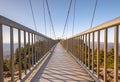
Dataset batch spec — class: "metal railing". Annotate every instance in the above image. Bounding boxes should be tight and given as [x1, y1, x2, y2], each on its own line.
[61, 17, 120, 82]
[0, 15, 56, 82]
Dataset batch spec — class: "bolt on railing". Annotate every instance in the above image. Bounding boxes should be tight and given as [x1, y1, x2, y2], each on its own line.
[61, 17, 120, 82]
[0, 15, 56, 82]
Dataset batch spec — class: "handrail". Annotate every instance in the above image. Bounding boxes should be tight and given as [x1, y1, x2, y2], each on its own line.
[0, 15, 57, 82]
[0, 15, 51, 40]
[69, 17, 120, 39]
[61, 17, 120, 82]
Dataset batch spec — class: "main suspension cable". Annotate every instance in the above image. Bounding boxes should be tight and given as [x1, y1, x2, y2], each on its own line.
[29, 0, 37, 31]
[46, 0, 56, 39]
[62, 0, 73, 38]
[43, 0, 47, 35]
[72, 0, 76, 36]
[90, 0, 98, 29]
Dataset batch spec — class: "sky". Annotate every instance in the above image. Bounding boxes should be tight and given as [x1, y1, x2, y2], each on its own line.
[0, 0, 120, 42]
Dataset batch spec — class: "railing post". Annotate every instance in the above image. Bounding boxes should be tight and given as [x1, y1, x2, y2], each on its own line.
[28, 32, 30, 69]
[97, 30, 100, 78]
[36, 35, 38, 62]
[0, 24, 3, 82]
[88, 33, 90, 69]
[80, 36, 82, 62]
[85, 34, 87, 66]
[68, 38, 69, 51]
[72, 38, 73, 54]
[10, 27, 14, 82]
[81, 36, 83, 62]
[73, 38, 74, 55]
[114, 25, 118, 82]
[34, 34, 36, 64]
[83, 35, 84, 64]
[92, 32, 94, 73]
[104, 28, 107, 82]
[38, 40, 40, 60]
[47, 39, 50, 50]
[24, 31, 27, 74]
[31, 33, 34, 66]
[18, 29, 21, 79]
[78, 36, 80, 60]
[76, 37, 78, 57]
[70, 39, 72, 52]
[37, 39, 39, 60]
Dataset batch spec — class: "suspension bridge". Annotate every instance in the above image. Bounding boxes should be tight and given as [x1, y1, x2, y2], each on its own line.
[0, 0, 120, 82]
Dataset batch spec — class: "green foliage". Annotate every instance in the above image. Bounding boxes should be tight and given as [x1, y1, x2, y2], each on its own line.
[107, 48, 114, 69]
[3, 40, 55, 78]
[3, 41, 47, 72]
[66, 38, 118, 69]
[3, 59, 10, 71]
[100, 49, 104, 66]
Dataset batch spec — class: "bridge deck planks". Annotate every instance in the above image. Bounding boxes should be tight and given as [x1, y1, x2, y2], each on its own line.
[31, 43, 94, 82]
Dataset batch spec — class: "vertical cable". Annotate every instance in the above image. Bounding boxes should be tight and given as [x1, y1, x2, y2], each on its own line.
[62, 0, 73, 38]
[46, 0, 56, 39]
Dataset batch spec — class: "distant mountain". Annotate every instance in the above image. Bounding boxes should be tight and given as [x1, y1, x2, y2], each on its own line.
[2, 42, 119, 60]
[90, 42, 114, 51]
[3, 43, 24, 60]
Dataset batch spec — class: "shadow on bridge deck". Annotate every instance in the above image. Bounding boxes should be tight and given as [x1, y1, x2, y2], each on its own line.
[28, 43, 94, 82]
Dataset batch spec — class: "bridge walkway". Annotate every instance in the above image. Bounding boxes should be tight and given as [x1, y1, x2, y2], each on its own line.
[30, 43, 94, 82]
